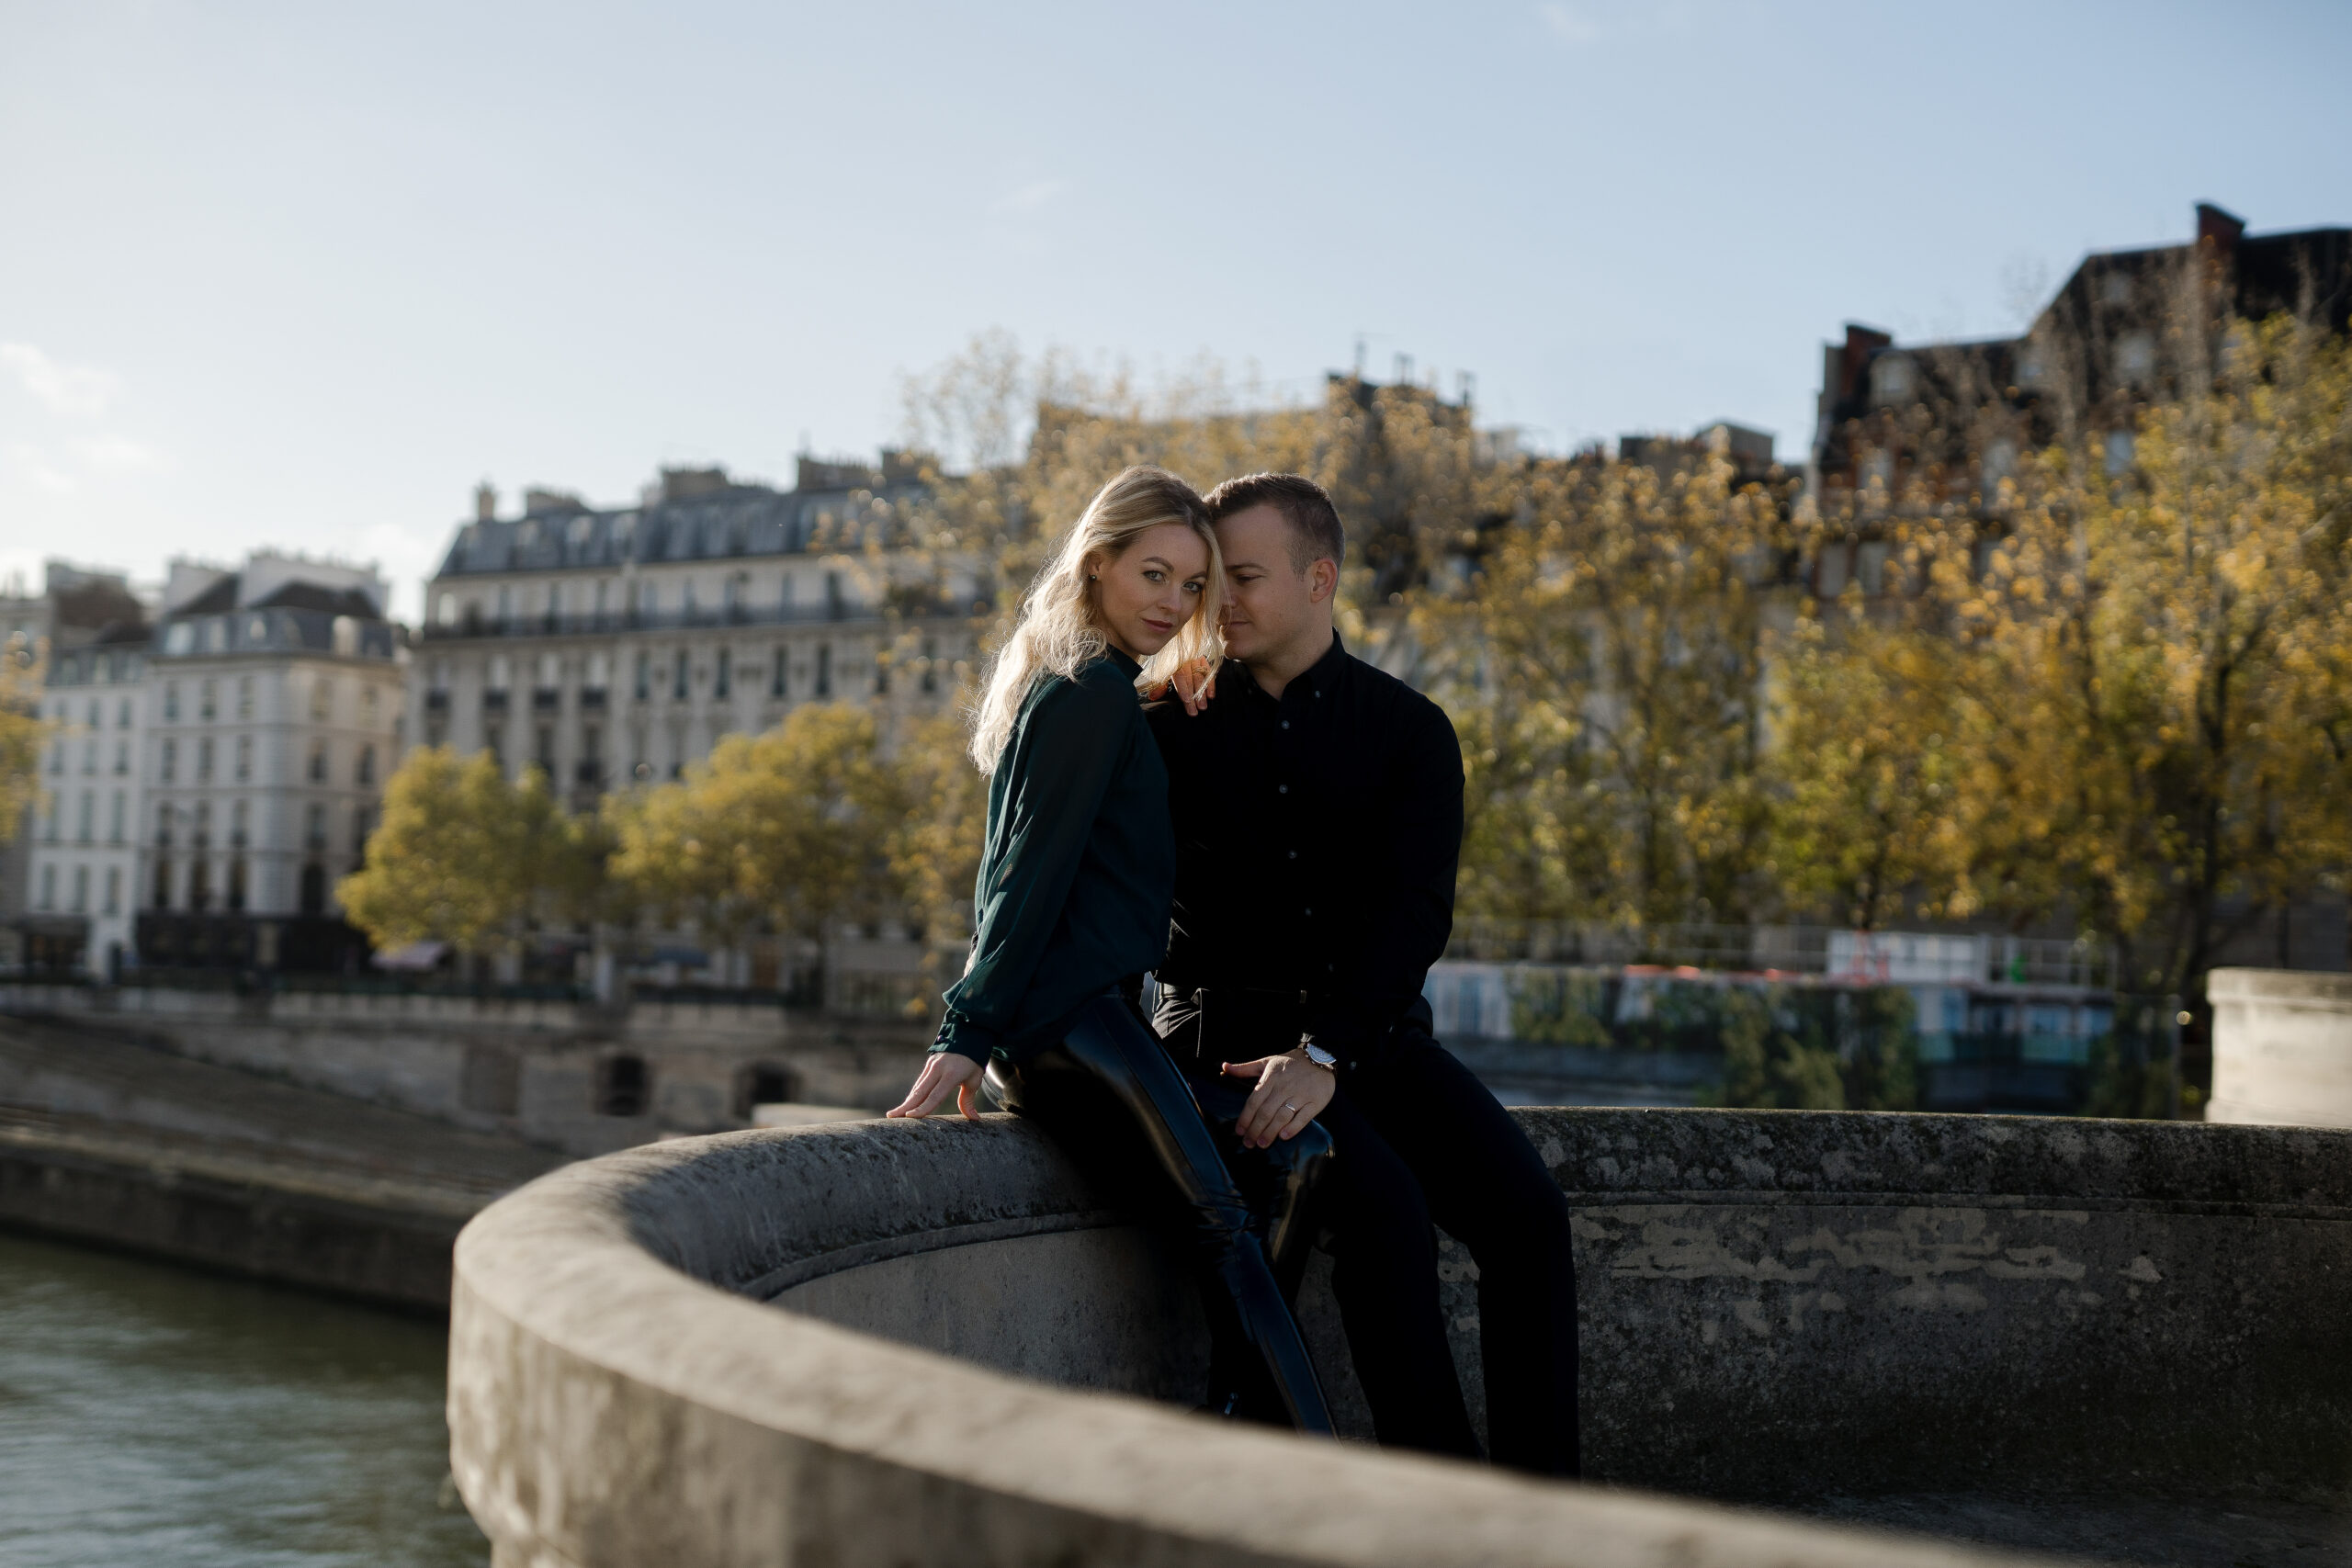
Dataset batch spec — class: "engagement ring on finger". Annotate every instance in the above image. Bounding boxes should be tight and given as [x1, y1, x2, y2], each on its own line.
[1283, 1101, 1298, 1111]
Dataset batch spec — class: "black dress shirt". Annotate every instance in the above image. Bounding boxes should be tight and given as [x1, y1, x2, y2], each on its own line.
[1148, 631, 1464, 1075]
[932, 649, 1173, 1065]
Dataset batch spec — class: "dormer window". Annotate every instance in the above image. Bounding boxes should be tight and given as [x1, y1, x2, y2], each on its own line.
[1870, 354, 1915, 404]
[2099, 270, 2133, 308]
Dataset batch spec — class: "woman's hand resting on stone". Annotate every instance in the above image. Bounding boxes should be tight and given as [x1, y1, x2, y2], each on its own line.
[1221, 1049, 1336, 1148]
[888, 1053, 986, 1122]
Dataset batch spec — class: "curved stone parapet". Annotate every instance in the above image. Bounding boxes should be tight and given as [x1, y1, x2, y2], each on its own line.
[449, 1109, 2352, 1566]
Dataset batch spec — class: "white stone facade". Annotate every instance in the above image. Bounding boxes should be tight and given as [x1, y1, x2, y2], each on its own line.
[409, 465, 981, 804]
[26, 640, 150, 970]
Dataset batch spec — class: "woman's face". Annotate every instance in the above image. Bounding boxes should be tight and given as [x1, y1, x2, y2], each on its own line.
[1092, 522, 1211, 660]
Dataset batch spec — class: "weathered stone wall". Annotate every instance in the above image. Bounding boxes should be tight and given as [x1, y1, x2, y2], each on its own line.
[2211, 966, 2352, 1129]
[451, 1108, 2352, 1566]
[0, 1113, 468, 1309]
[0, 1014, 561, 1308]
[0, 982, 928, 1156]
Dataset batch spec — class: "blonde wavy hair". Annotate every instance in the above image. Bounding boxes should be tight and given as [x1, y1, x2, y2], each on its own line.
[968, 465, 1224, 773]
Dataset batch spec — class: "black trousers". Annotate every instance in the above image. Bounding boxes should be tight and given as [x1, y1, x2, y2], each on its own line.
[983, 991, 1335, 1434]
[1315, 1032, 1581, 1476]
[1160, 1001, 1582, 1478]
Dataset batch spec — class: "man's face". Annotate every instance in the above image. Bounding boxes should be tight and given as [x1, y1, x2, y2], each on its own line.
[1214, 503, 1320, 662]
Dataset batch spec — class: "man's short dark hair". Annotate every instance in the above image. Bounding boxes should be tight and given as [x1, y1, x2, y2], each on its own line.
[1203, 472, 1345, 574]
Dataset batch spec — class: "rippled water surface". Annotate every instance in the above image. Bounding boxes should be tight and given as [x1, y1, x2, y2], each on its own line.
[0, 1231, 486, 1567]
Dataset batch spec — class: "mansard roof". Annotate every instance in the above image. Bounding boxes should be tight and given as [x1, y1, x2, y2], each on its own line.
[435, 472, 926, 581]
[248, 581, 382, 617]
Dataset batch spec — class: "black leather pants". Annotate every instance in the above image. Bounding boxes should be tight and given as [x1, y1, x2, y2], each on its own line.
[985, 991, 1335, 1435]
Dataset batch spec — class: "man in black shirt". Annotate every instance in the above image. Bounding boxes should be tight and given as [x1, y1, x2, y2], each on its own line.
[1149, 472, 1580, 1477]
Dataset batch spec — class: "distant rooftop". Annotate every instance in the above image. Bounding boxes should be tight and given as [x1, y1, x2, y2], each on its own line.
[437, 456, 926, 581]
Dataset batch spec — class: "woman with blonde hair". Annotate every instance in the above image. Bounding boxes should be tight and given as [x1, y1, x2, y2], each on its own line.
[888, 464, 1335, 1435]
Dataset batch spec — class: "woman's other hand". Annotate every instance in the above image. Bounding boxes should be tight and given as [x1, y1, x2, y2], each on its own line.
[1148, 656, 1219, 716]
[889, 1052, 986, 1121]
[1222, 1050, 1335, 1148]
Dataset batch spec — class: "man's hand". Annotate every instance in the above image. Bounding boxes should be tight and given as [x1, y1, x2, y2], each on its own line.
[1222, 1049, 1335, 1148]
[888, 1052, 985, 1122]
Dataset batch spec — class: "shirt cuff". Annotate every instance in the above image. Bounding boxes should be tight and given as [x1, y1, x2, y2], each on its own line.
[931, 1010, 1001, 1066]
[1306, 993, 1425, 1075]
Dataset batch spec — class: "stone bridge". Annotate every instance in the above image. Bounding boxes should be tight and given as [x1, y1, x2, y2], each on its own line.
[448, 1108, 2352, 1565]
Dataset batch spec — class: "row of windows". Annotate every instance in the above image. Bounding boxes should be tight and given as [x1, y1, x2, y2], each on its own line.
[44, 650, 143, 686]
[151, 798, 372, 856]
[157, 673, 387, 725]
[155, 736, 377, 786]
[1869, 330, 2156, 408]
[33, 862, 122, 916]
[48, 695, 137, 728]
[39, 789, 130, 845]
[1849, 423, 2136, 502]
[48, 736, 132, 776]
[436, 568, 857, 627]
[148, 855, 339, 916]
[434, 638, 948, 705]
[33, 841, 356, 918]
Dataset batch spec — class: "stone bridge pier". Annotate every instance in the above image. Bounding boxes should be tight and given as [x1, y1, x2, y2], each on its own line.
[448, 1109, 2352, 1566]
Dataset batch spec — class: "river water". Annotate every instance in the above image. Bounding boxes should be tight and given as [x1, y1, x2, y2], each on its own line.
[0, 1230, 486, 1567]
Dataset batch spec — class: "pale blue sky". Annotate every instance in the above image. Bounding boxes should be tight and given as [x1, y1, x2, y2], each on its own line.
[5, 0, 2347, 620]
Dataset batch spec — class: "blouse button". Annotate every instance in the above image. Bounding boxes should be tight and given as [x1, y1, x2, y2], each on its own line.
[1277, 784, 1288, 795]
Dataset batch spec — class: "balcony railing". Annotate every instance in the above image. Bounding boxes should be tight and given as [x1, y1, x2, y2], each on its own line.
[418, 595, 987, 643]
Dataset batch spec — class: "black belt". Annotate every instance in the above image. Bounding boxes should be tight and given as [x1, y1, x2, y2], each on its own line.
[1159, 981, 1313, 1010]
[1155, 981, 1315, 1068]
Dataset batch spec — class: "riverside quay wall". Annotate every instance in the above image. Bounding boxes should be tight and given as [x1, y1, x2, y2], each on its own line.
[450, 1107, 2352, 1567]
[0, 1014, 560, 1309]
[0, 982, 929, 1157]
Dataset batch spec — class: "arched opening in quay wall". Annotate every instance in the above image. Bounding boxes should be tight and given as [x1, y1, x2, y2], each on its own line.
[448, 1109, 2352, 1567]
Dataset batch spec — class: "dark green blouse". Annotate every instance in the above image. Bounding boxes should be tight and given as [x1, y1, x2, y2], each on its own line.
[931, 649, 1173, 1065]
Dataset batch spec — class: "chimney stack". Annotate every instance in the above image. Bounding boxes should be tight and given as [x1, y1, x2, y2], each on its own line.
[2196, 203, 2245, 255]
[475, 481, 497, 523]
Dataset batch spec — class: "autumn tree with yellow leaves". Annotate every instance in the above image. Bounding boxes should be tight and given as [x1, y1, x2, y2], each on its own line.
[339, 747, 605, 956]
[0, 636, 46, 853]
[1773, 316, 2352, 1016]
[1413, 450, 1799, 936]
[604, 705, 903, 954]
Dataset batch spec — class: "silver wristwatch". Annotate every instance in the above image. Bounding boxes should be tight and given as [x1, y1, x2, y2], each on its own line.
[1297, 1040, 1338, 1071]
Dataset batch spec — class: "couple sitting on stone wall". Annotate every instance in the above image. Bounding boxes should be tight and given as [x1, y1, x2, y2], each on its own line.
[888, 467, 1579, 1477]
